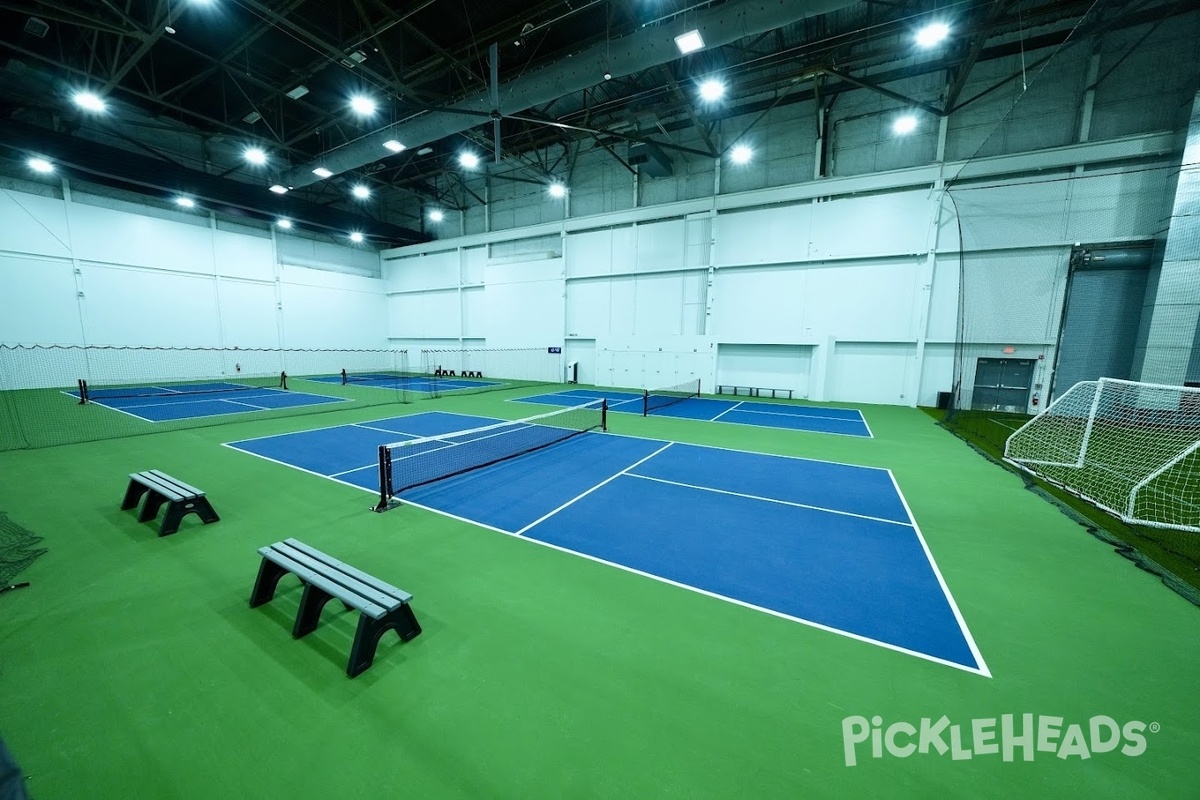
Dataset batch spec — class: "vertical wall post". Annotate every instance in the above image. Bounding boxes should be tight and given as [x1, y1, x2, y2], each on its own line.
[911, 115, 950, 408]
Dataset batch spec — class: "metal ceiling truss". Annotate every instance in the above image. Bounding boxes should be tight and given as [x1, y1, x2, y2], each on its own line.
[1, 0, 1191, 235]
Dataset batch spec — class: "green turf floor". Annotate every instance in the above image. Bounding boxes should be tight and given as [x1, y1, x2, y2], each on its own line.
[2, 386, 1198, 798]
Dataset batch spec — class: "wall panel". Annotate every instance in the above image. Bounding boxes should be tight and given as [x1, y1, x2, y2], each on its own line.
[0, 254, 83, 344]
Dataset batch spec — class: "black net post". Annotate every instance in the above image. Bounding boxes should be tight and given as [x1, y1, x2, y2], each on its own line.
[77, 379, 88, 405]
[642, 390, 650, 417]
[374, 444, 395, 512]
[602, 399, 608, 431]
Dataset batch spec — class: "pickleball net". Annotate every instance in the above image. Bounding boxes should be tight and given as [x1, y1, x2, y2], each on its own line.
[643, 378, 701, 416]
[79, 374, 286, 402]
[340, 368, 419, 385]
[375, 399, 607, 511]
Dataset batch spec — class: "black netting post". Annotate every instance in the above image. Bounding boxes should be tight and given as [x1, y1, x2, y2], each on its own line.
[77, 379, 88, 404]
[373, 444, 395, 512]
[602, 399, 608, 432]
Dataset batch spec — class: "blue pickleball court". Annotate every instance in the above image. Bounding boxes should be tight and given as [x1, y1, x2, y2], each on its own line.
[226, 410, 985, 675]
[514, 387, 873, 437]
[303, 373, 502, 394]
[67, 381, 347, 422]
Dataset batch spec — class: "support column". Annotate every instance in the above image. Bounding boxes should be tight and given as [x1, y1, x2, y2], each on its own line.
[1133, 90, 1200, 385]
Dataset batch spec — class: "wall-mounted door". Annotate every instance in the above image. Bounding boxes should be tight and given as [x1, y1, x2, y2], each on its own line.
[972, 358, 1034, 412]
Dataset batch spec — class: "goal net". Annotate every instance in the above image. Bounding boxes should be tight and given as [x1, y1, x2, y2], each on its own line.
[1004, 378, 1200, 533]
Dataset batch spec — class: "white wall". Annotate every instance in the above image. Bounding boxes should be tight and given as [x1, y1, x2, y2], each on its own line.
[379, 15, 1200, 407]
[382, 141, 1177, 407]
[0, 184, 386, 356]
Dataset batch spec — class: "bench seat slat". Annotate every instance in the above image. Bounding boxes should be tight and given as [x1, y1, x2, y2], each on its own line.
[259, 544, 409, 617]
[257, 548, 390, 620]
[270, 544, 404, 611]
[147, 469, 204, 497]
[130, 473, 188, 502]
[283, 538, 412, 603]
[129, 471, 196, 502]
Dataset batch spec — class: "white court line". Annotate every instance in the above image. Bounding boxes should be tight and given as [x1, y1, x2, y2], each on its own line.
[329, 421, 541, 478]
[708, 413, 873, 439]
[513, 531, 990, 677]
[859, 411, 874, 438]
[106, 392, 349, 423]
[525, 392, 873, 439]
[225, 410, 886, 474]
[730, 406, 862, 422]
[708, 400, 744, 422]
[330, 462, 379, 479]
[227, 410, 503, 446]
[351, 422, 420, 436]
[387, 422, 538, 465]
[886, 470, 991, 678]
[624, 473, 911, 527]
[224, 399, 270, 410]
[219, 442, 515, 537]
[514, 442, 674, 536]
[116, 396, 264, 412]
[83, 397, 156, 423]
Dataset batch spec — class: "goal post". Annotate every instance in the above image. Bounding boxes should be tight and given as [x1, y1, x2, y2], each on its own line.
[1004, 378, 1200, 533]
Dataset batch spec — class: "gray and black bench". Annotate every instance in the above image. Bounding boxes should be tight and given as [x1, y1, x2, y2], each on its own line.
[120, 470, 220, 536]
[716, 384, 795, 400]
[249, 539, 421, 678]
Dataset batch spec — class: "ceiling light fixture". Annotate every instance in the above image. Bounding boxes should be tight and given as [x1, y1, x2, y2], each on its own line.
[382, 139, 406, 153]
[175, 197, 196, 209]
[699, 78, 726, 102]
[458, 152, 480, 169]
[285, 85, 309, 100]
[916, 22, 950, 48]
[675, 30, 705, 55]
[276, 219, 292, 229]
[352, 185, 371, 200]
[349, 95, 377, 116]
[72, 90, 106, 113]
[428, 209, 445, 222]
[268, 184, 288, 194]
[349, 231, 364, 243]
[730, 144, 753, 164]
[244, 147, 267, 165]
[893, 114, 919, 135]
[27, 157, 54, 174]
[312, 167, 333, 179]
[548, 183, 566, 199]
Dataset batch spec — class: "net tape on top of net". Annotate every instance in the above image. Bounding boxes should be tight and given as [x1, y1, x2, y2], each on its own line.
[377, 399, 607, 507]
[644, 378, 701, 416]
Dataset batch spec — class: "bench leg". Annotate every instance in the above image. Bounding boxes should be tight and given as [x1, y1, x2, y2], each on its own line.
[346, 604, 422, 679]
[292, 583, 335, 639]
[158, 497, 220, 536]
[138, 490, 167, 522]
[249, 558, 290, 608]
[121, 480, 150, 511]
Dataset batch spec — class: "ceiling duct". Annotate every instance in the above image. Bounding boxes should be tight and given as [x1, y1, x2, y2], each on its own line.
[281, 0, 860, 189]
[628, 142, 673, 178]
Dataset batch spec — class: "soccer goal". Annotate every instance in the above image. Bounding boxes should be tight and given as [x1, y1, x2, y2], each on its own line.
[1004, 378, 1200, 533]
